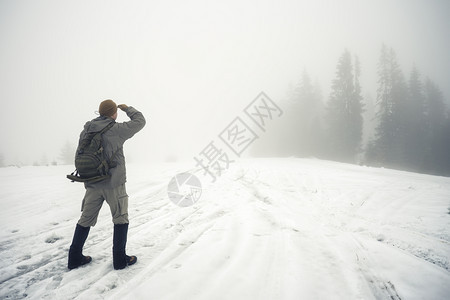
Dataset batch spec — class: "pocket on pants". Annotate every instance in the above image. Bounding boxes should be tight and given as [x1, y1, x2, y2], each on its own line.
[81, 197, 86, 212]
[117, 185, 128, 215]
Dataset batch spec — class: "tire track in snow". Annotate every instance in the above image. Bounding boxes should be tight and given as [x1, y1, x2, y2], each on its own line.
[109, 216, 223, 299]
[232, 167, 387, 299]
[350, 234, 402, 300]
[2, 160, 449, 299]
[0, 218, 83, 299]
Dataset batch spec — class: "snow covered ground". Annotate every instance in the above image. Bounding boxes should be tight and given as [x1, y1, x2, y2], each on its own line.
[0, 158, 449, 300]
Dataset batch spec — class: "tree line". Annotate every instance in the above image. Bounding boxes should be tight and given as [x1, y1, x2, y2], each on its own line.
[252, 45, 450, 176]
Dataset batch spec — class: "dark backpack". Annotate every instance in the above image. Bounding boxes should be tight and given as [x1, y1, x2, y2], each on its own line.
[67, 122, 117, 183]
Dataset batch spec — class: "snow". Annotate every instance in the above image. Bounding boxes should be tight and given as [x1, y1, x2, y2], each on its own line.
[0, 158, 449, 299]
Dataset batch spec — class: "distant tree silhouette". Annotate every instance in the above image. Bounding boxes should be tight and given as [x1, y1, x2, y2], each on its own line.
[250, 44, 450, 176]
[325, 50, 364, 162]
[59, 141, 75, 165]
[290, 71, 324, 157]
[367, 45, 408, 168]
[251, 70, 324, 158]
[423, 78, 449, 174]
[402, 66, 427, 170]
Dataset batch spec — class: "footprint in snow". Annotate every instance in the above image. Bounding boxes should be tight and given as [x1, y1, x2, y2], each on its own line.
[20, 254, 32, 261]
[376, 234, 385, 242]
[45, 234, 63, 244]
[179, 241, 195, 246]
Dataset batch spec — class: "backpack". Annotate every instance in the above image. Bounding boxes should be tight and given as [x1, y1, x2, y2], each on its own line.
[67, 121, 117, 183]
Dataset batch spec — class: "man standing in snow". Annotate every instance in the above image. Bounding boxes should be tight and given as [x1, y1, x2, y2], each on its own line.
[68, 100, 146, 270]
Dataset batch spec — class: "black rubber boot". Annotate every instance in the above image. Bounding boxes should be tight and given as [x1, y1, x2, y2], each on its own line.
[113, 223, 137, 270]
[68, 224, 92, 270]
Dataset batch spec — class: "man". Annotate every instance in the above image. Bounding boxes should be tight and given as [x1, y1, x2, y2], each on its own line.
[68, 99, 146, 270]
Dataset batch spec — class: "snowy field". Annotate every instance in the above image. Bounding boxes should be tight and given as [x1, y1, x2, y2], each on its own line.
[0, 158, 449, 300]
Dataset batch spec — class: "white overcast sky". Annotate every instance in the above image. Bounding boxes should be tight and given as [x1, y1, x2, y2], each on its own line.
[0, 0, 449, 164]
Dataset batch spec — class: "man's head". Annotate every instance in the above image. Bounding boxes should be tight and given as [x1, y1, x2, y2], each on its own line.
[99, 99, 118, 120]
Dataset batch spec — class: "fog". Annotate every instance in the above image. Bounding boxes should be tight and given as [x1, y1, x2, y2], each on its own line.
[1, 0, 449, 167]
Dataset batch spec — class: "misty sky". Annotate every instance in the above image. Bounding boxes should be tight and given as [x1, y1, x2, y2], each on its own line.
[1, 0, 449, 165]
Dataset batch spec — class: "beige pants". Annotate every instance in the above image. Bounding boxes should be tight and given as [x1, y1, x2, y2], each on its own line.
[78, 184, 129, 227]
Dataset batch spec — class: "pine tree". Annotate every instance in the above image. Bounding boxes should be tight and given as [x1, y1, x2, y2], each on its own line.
[424, 79, 446, 135]
[59, 141, 75, 165]
[250, 84, 294, 157]
[438, 115, 450, 175]
[362, 92, 376, 145]
[369, 45, 408, 168]
[325, 50, 364, 162]
[290, 71, 313, 156]
[423, 78, 448, 173]
[292, 70, 323, 156]
[251, 71, 324, 158]
[310, 79, 326, 156]
[390, 48, 409, 167]
[40, 154, 49, 167]
[352, 55, 365, 157]
[404, 66, 427, 170]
